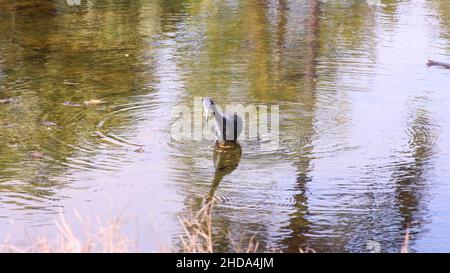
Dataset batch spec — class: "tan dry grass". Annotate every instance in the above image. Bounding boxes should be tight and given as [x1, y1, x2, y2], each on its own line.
[178, 198, 260, 253]
[179, 199, 214, 253]
[0, 211, 132, 253]
[0, 198, 411, 253]
[401, 229, 410, 253]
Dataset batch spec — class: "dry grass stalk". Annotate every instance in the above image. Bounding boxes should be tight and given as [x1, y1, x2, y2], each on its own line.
[401, 229, 410, 253]
[179, 199, 214, 253]
[245, 235, 260, 253]
[299, 247, 316, 253]
[179, 198, 264, 253]
[230, 234, 260, 253]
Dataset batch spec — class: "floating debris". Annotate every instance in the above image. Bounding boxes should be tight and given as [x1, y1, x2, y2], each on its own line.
[7, 143, 19, 149]
[134, 147, 145, 153]
[427, 60, 450, 69]
[2, 123, 14, 128]
[84, 99, 105, 105]
[63, 80, 80, 86]
[40, 121, 57, 127]
[0, 98, 13, 104]
[30, 151, 44, 159]
[63, 101, 81, 107]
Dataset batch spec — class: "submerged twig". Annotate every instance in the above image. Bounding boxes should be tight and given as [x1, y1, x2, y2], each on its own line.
[427, 60, 450, 69]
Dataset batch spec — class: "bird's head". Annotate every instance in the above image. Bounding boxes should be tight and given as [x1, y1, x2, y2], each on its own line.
[202, 97, 216, 122]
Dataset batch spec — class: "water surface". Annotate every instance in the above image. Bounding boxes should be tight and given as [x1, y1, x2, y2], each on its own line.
[0, 0, 450, 252]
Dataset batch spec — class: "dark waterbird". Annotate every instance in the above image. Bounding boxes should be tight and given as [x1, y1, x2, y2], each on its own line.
[202, 97, 243, 144]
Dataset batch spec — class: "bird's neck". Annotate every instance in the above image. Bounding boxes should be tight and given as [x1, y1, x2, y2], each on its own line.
[211, 106, 224, 123]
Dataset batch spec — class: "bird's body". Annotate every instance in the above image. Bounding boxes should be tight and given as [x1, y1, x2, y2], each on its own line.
[203, 97, 243, 143]
[212, 111, 243, 142]
[202, 98, 243, 201]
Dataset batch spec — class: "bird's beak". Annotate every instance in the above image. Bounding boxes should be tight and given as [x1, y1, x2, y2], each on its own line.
[205, 109, 209, 122]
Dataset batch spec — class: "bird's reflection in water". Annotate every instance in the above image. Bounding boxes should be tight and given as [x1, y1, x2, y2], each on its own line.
[206, 142, 242, 202]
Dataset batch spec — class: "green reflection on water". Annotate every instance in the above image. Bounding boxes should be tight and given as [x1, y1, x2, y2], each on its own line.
[0, 0, 449, 252]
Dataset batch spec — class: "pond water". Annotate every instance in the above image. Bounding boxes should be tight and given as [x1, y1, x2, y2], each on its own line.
[0, 0, 449, 252]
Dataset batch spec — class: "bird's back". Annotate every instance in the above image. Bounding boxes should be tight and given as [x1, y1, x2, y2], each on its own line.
[220, 112, 243, 141]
